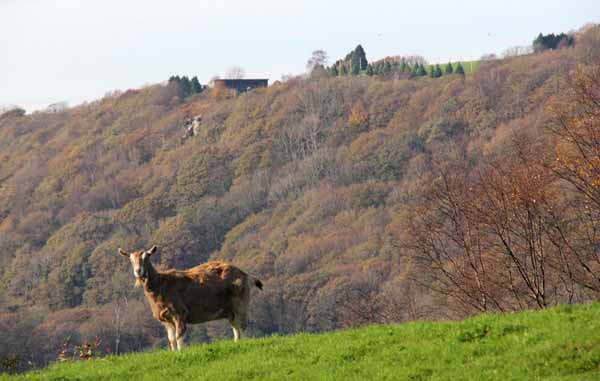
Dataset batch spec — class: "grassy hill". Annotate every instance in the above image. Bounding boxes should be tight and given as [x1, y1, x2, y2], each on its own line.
[0, 26, 599, 371]
[3, 303, 600, 381]
[427, 59, 481, 74]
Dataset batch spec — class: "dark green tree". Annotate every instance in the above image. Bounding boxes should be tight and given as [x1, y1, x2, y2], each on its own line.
[351, 53, 361, 75]
[180, 76, 192, 96]
[410, 65, 418, 78]
[399, 59, 408, 73]
[191, 76, 203, 94]
[533, 32, 574, 52]
[444, 62, 454, 75]
[455, 62, 465, 76]
[434, 64, 443, 78]
[366, 64, 374, 76]
[417, 64, 427, 77]
[383, 61, 392, 76]
[354, 44, 368, 71]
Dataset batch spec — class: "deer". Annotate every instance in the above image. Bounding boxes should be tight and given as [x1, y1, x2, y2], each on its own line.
[118, 245, 263, 351]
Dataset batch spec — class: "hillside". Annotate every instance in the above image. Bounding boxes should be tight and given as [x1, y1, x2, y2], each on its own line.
[0, 25, 599, 372]
[3, 303, 600, 380]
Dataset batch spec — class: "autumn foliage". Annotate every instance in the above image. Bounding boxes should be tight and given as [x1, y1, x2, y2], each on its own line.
[0, 25, 599, 372]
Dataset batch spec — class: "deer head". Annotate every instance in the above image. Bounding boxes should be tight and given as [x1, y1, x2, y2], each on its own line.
[118, 246, 157, 286]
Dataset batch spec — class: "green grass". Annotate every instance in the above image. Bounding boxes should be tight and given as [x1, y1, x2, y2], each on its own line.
[428, 60, 481, 74]
[3, 303, 600, 381]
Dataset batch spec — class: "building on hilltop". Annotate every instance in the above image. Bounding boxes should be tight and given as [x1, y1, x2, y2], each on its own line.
[211, 79, 268, 94]
[45, 102, 68, 113]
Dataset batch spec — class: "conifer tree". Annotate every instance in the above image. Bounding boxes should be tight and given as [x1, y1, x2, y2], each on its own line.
[191, 76, 203, 94]
[383, 61, 392, 75]
[445, 62, 453, 75]
[410, 65, 418, 78]
[455, 62, 465, 76]
[434, 64, 443, 78]
[354, 44, 368, 71]
[351, 58, 361, 75]
[180, 76, 192, 96]
[400, 59, 408, 73]
[417, 64, 427, 77]
[366, 64, 374, 76]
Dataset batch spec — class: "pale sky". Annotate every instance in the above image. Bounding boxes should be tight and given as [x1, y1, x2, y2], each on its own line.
[1, 0, 598, 112]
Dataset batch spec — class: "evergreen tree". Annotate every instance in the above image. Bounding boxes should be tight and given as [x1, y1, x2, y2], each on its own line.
[434, 64, 443, 78]
[533, 32, 574, 52]
[383, 61, 392, 76]
[354, 44, 368, 71]
[351, 55, 361, 75]
[445, 62, 454, 75]
[455, 62, 465, 76]
[429, 65, 436, 78]
[179, 76, 192, 96]
[366, 64, 374, 76]
[399, 59, 408, 73]
[417, 64, 427, 77]
[533, 33, 545, 52]
[190, 76, 203, 94]
[410, 65, 418, 78]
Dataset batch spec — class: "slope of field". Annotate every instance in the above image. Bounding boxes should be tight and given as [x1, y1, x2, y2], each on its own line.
[1, 26, 599, 371]
[427, 59, 481, 74]
[3, 303, 599, 381]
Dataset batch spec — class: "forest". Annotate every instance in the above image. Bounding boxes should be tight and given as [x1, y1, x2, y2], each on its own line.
[0, 25, 598, 372]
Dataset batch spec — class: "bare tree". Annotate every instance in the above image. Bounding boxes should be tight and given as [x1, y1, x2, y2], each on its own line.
[306, 50, 328, 72]
[546, 63, 600, 293]
[406, 137, 588, 316]
[502, 45, 533, 58]
[402, 55, 428, 66]
[225, 66, 245, 79]
[480, 53, 498, 61]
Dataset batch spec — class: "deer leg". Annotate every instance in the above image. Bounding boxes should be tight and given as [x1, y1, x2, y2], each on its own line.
[229, 309, 247, 342]
[232, 325, 241, 342]
[164, 323, 176, 351]
[174, 318, 187, 351]
[170, 296, 189, 351]
[229, 316, 241, 342]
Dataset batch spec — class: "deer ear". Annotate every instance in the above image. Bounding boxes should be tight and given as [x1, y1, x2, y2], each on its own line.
[147, 245, 157, 256]
[118, 248, 129, 257]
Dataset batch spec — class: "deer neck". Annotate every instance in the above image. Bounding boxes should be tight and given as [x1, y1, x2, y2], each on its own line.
[143, 262, 160, 292]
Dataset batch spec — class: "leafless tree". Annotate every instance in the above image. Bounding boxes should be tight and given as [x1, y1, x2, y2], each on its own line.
[306, 50, 328, 72]
[402, 55, 428, 66]
[502, 45, 533, 58]
[225, 66, 245, 79]
[480, 53, 498, 61]
[406, 137, 589, 315]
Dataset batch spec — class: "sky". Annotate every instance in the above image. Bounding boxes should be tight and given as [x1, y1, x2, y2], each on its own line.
[1, 0, 598, 112]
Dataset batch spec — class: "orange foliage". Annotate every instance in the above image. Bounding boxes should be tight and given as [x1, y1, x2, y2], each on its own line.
[348, 100, 369, 128]
[1, 33, 600, 370]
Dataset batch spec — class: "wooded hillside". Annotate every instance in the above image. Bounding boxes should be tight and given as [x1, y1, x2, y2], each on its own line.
[1, 25, 599, 372]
